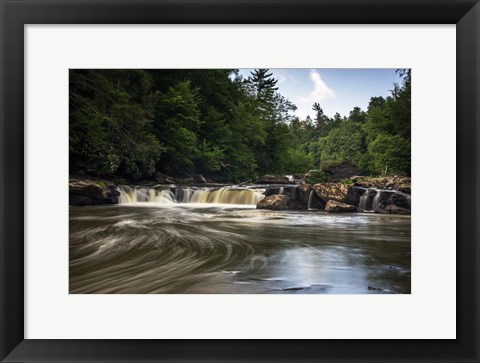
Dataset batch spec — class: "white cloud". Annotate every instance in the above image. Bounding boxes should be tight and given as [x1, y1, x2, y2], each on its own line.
[271, 69, 294, 85]
[298, 69, 334, 103]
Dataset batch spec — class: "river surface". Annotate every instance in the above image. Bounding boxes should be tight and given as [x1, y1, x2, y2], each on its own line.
[70, 202, 411, 294]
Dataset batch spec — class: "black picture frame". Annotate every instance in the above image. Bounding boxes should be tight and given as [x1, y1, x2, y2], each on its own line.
[1, 0, 479, 362]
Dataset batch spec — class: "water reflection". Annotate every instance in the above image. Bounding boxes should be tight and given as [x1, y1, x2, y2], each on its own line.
[69, 204, 411, 294]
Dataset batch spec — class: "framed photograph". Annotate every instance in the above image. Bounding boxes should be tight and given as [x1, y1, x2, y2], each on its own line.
[1, 0, 478, 362]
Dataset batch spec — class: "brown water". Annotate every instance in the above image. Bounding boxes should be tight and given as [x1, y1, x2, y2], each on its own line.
[69, 203, 411, 294]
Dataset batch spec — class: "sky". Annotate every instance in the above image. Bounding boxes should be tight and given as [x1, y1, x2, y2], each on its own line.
[237, 68, 402, 120]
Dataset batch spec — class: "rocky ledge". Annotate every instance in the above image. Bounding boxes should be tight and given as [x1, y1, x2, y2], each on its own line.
[69, 179, 120, 206]
[325, 200, 357, 213]
[257, 181, 411, 215]
[257, 195, 302, 210]
[351, 175, 411, 194]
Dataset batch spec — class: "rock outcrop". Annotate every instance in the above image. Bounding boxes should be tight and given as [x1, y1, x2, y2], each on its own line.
[325, 200, 357, 213]
[352, 176, 411, 194]
[154, 171, 176, 184]
[69, 179, 119, 206]
[257, 195, 301, 210]
[312, 183, 361, 205]
[193, 174, 207, 184]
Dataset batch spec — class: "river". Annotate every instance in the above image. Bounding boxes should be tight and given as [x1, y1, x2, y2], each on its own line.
[70, 188, 411, 294]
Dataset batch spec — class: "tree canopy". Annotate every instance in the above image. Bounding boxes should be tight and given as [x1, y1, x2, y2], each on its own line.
[69, 68, 411, 181]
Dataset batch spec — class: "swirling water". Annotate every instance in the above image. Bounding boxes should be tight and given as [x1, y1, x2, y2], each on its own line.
[70, 203, 411, 294]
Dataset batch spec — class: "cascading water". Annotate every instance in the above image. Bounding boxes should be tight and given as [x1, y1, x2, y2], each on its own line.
[118, 186, 265, 206]
[372, 191, 384, 212]
[118, 186, 176, 204]
[307, 190, 315, 210]
[359, 189, 371, 211]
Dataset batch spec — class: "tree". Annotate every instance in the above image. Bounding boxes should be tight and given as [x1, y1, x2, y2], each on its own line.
[69, 69, 163, 179]
[349, 106, 366, 123]
[154, 81, 201, 176]
[318, 121, 366, 167]
[367, 134, 410, 175]
[312, 102, 331, 137]
[249, 68, 278, 105]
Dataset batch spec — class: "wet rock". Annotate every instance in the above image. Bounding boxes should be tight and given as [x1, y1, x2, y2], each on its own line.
[256, 195, 301, 210]
[325, 200, 357, 213]
[193, 174, 207, 183]
[313, 183, 359, 205]
[296, 183, 325, 209]
[69, 179, 119, 206]
[297, 183, 311, 194]
[256, 175, 290, 184]
[69, 179, 105, 199]
[264, 187, 284, 197]
[386, 193, 410, 209]
[296, 183, 311, 204]
[384, 204, 411, 215]
[154, 171, 175, 184]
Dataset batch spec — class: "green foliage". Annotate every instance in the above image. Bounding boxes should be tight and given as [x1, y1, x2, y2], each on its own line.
[69, 70, 164, 179]
[69, 68, 411, 181]
[339, 179, 354, 185]
[281, 148, 314, 174]
[318, 121, 366, 166]
[366, 134, 411, 175]
[320, 160, 343, 171]
[96, 180, 108, 188]
[307, 170, 330, 184]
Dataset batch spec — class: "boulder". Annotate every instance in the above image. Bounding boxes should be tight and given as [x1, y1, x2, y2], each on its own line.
[384, 204, 411, 215]
[193, 174, 207, 184]
[297, 183, 311, 194]
[312, 183, 360, 205]
[69, 179, 105, 200]
[256, 175, 289, 184]
[325, 200, 357, 213]
[296, 183, 324, 209]
[386, 193, 410, 209]
[257, 195, 300, 210]
[154, 171, 175, 184]
[69, 179, 120, 206]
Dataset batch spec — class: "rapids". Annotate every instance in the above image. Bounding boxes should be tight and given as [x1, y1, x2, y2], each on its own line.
[70, 200, 411, 294]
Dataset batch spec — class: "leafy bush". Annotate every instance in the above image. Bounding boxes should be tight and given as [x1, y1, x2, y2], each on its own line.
[307, 170, 330, 184]
[339, 178, 353, 185]
[367, 134, 411, 175]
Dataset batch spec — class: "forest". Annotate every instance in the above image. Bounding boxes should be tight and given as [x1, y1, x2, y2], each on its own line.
[69, 68, 411, 183]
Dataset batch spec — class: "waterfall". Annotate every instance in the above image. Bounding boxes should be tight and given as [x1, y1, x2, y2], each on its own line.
[372, 191, 384, 212]
[188, 187, 264, 205]
[118, 186, 264, 205]
[118, 186, 175, 204]
[307, 190, 315, 210]
[278, 187, 284, 195]
[359, 189, 370, 211]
